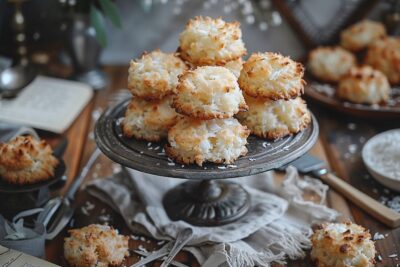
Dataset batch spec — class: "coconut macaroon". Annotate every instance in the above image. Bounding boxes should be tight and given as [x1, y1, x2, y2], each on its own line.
[185, 57, 243, 78]
[341, 20, 386, 52]
[121, 96, 180, 142]
[308, 46, 356, 83]
[222, 57, 243, 78]
[64, 224, 129, 267]
[238, 52, 305, 100]
[237, 95, 311, 140]
[365, 37, 400, 85]
[337, 66, 390, 104]
[166, 117, 249, 166]
[179, 16, 246, 66]
[173, 66, 247, 119]
[0, 136, 59, 185]
[311, 222, 376, 267]
[128, 50, 188, 100]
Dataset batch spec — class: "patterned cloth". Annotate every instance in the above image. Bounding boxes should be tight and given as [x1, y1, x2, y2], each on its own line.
[87, 166, 338, 267]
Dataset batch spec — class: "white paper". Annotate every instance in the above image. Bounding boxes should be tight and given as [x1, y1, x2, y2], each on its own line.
[0, 76, 93, 133]
[0, 245, 59, 267]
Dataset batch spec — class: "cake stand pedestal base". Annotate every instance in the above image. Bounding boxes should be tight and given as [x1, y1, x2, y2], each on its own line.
[163, 180, 250, 226]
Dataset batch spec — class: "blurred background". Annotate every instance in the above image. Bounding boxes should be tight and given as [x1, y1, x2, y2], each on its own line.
[0, 0, 398, 91]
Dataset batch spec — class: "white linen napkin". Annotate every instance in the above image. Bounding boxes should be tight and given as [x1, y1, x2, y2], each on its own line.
[86, 166, 338, 266]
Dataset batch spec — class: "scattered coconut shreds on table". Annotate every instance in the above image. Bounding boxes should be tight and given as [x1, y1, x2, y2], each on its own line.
[389, 254, 398, 258]
[373, 232, 385, 240]
[227, 164, 237, 168]
[168, 162, 175, 166]
[384, 188, 390, 194]
[138, 245, 147, 252]
[348, 144, 357, 154]
[249, 158, 256, 161]
[81, 201, 95, 216]
[140, 236, 146, 241]
[154, 146, 160, 150]
[147, 142, 152, 147]
[218, 166, 226, 170]
[347, 123, 357, 130]
[387, 196, 400, 212]
[98, 214, 112, 223]
[130, 235, 139, 240]
[81, 207, 90, 216]
[157, 240, 166, 246]
[377, 255, 383, 262]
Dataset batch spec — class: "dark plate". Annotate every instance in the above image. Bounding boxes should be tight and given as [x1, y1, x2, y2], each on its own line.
[305, 80, 400, 119]
[0, 159, 66, 193]
[95, 99, 319, 179]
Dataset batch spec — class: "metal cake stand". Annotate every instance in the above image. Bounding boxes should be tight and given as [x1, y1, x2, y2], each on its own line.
[95, 99, 319, 226]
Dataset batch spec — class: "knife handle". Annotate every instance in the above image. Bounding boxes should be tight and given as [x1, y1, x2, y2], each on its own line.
[319, 172, 400, 228]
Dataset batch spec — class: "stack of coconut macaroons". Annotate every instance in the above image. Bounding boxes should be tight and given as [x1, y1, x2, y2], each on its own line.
[237, 52, 310, 140]
[122, 16, 311, 166]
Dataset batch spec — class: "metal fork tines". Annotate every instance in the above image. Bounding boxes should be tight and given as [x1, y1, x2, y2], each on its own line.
[130, 228, 193, 267]
[129, 242, 172, 267]
[132, 250, 189, 267]
[160, 228, 193, 267]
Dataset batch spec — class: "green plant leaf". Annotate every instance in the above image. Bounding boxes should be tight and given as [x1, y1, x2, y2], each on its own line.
[98, 0, 122, 28]
[90, 6, 107, 47]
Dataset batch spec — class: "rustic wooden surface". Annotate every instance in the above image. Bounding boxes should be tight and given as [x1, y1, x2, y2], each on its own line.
[38, 66, 400, 266]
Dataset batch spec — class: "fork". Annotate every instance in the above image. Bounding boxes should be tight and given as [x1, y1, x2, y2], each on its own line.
[132, 250, 189, 267]
[38, 89, 131, 239]
[160, 228, 193, 267]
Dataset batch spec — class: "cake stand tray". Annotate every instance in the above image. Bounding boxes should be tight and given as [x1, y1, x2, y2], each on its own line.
[94, 99, 319, 226]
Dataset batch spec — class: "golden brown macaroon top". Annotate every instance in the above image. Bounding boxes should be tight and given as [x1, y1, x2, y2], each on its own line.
[308, 46, 356, 83]
[337, 66, 391, 104]
[365, 37, 400, 85]
[166, 117, 249, 166]
[173, 66, 247, 119]
[311, 222, 376, 267]
[239, 52, 305, 100]
[237, 95, 311, 140]
[121, 96, 181, 142]
[0, 135, 59, 185]
[128, 50, 188, 100]
[64, 224, 129, 267]
[341, 20, 386, 52]
[179, 16, 246, 66]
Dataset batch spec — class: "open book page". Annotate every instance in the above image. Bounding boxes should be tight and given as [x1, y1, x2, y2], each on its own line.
[0, 76, 93, 133]
[0, 245, 59, 267]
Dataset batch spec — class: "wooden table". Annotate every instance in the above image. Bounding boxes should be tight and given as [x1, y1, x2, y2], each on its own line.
[39, 66, 399, 266]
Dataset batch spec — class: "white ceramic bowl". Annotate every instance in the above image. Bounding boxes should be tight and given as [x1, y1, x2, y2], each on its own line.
[362, 129, 400, 192]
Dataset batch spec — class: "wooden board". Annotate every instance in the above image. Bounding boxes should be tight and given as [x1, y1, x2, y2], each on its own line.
[41, 66, 400, 266]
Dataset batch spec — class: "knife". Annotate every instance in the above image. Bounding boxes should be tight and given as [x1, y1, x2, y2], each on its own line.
[280, 154, 400, 228]
[44, 148, 102, 239]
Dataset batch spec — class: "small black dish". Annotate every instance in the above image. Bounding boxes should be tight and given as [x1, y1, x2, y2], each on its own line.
[0, 159, 66, 194]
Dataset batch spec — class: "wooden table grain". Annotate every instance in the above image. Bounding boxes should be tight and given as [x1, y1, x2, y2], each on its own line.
[41, 66, 399, 266]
